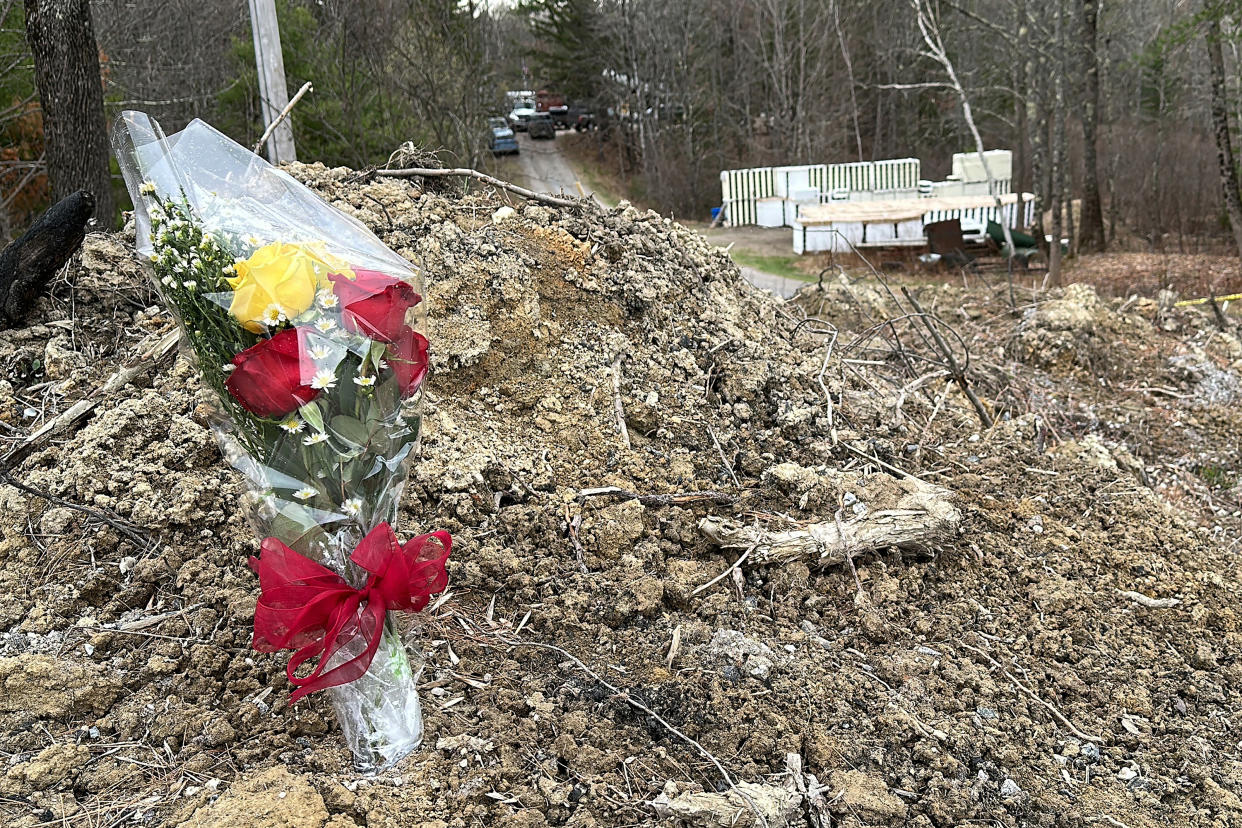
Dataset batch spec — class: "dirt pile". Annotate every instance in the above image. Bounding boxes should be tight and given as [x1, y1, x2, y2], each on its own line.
[1, 164, 1240, 828]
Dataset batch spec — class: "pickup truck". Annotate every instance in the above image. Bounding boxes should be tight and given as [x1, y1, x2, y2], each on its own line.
[488, 117, 518, 155]
[508, 98, 536, 131]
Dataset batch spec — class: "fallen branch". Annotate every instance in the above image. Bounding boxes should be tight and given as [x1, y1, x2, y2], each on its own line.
[578, 486, 739, 507]
[254, 81, 312, 156]
[0, 472, 154, 552]
[1117, 590, 1181, 610]
[610, 353, 631, 449]
[901, 287, 993, 428]
[377, 166, 584, 209]
[1, 328, 180, 472]
[699, 475, 959, 567]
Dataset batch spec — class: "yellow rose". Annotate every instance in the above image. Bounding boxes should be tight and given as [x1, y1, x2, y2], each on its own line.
[302, 241, 356, 281]
[227, 243, 335, 333]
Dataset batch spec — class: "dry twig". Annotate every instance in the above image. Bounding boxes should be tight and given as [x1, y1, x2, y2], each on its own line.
[452, 612, 744, 795]
[610, 353, 631, 449]
[253, 81, 312, 155]
[957, 642, 1103, 743]
[378, 166, 584, 209]
[1, 472, 154, 552]
[577, 486, 739, 507]
[706, 425, 741, 489]
[901, 287, 993, 428]
[1, 327, 180, 472]
[690, 543, 755, 597]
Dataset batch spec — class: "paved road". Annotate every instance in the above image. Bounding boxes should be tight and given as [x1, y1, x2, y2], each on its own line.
[514, 132, 584, 198]
[739, 266, 803, 299]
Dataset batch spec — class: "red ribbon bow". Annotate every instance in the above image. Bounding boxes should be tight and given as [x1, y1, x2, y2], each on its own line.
[249, 522, 451, 702]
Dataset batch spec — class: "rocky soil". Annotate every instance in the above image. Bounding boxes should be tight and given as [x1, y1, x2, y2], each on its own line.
[1, 164, 1241, 828]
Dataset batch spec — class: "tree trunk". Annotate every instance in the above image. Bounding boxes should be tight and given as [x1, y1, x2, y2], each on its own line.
[24, 0, 114, 229]
[1048, 0, 1065, 286]
[1206, 15, 1242, 261]
[1024, 1, 1047, 248]
[1014, 0, 1031, 198]
[1078, 0, 1105, 252]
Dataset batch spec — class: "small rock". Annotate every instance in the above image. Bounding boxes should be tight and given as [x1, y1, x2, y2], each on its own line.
[177, 767, 331, 828]
[43, 337, 85, 381]
[828, 770, 907, 821]
[652, 780, 801, 827]
[1000, 778, 1022, 798]
[0, 655, 122, 716]
[706, 630, 777, 680]
[11, 743, 89, 790]
[1190, 643, 1218, 670]
[202, 719, 236, 747]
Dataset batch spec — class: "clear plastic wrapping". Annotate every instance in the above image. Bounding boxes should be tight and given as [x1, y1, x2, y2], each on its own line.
[113, 112, 440, 772]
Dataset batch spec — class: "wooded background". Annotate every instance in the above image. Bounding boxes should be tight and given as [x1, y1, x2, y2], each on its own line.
[5, 0, 1242, 258]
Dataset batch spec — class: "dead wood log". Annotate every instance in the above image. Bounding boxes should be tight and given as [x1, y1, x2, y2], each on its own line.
[0, 190, 94, 328]
[699, 477, 960, 567]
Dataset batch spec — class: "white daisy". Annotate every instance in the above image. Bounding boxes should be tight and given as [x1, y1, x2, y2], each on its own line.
[149, 253, 159, 263]
[182, 280, 197, 290]
[316, 289, 339, 309]
[341, 498, 362, 517]
[353, 375, 376, 388]
[303, 431, 329, 446]
[308, 344, 333, 361]
[314, 318, 337, 333]
[139, 181, 157, 195]
[310, 369, 337, 390]
[222, 364, 235, 374]
[260, 304, 286, 327]
[293, 486, 318, 500]
[278, 417, 304, 433]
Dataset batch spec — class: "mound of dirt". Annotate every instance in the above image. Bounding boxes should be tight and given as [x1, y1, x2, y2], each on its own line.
[1, 164, 1241, 828]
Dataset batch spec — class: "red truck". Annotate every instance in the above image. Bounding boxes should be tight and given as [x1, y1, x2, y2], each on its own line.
[536, 89, 571, 129]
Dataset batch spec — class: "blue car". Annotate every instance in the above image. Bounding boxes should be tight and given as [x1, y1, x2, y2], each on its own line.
[488, 117, 519, 155]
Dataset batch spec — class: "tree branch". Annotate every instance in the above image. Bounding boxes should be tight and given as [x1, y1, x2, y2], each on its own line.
[376, 166, 588, 209]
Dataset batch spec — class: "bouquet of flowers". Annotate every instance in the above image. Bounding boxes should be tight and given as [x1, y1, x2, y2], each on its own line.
[113, 112, 450, 772]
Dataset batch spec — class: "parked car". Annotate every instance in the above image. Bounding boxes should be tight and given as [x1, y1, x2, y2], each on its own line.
[508, 98, 536, 131]
[527, 114, 556, 140]
[572, 110, 597, 132]
[487, 117, 518, 155]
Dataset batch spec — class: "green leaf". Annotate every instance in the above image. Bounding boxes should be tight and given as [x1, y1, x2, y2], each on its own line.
[329, 415, 372, 448]
[299, 402, 325, 433]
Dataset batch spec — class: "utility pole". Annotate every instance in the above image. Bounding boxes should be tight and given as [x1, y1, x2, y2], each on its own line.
[248, 0, 296, 164]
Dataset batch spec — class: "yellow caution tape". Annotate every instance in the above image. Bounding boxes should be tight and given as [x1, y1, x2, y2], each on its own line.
[1174, 292, 1242, 307]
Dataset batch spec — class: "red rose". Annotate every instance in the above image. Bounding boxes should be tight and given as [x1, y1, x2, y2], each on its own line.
[225, 327, 321, 418]
[388, 326, 429, 397]
[329, 269, 421, 343]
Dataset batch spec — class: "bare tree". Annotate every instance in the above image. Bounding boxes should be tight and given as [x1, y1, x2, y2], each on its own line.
[1205, 8, 1242, 260]
[1078, 0, 1105, 252]
[1048, 0, 1066, 284]
[913, 0, 1018, 264]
